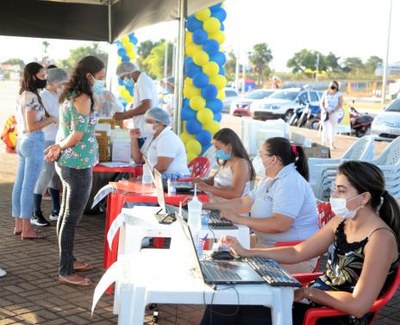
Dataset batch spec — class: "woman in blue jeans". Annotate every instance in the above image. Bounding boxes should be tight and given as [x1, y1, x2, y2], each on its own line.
[12, 62, 57, 239]
[45, 56, 105, 287]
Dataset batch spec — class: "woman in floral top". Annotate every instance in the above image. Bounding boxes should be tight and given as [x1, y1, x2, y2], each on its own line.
[45, 56, 105, 287]
[202, 161, 400, 325]
[12, 62, 57, 239]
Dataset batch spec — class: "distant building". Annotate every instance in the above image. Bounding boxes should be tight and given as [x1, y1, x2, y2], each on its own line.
[375, 64, 400, 77]
[0, 64, 21, 80]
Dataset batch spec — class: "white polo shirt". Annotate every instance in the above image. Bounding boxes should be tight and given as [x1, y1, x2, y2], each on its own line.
[131, 72, 159, 137]
[141, 127, 190, 176]
[40, 89, 59, 141]
[248, 163, 318, 245]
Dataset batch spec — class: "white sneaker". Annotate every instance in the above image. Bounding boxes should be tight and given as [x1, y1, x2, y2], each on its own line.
[49, 211, 59, 221]
[0, 267, 6, 277]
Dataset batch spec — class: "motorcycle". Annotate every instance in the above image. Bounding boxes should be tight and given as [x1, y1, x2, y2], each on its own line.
[349, 102, 374, 137]
[289, 100, 321, 129]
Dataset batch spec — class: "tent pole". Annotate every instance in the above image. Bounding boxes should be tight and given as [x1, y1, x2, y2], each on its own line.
[107, 0, 112, 43]
[173, 0, 187, 135]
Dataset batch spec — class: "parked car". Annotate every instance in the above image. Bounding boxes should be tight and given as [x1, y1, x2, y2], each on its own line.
[230, 89, 275, 117]
[222, 87, 240, 113]
[250, 87, 322, 122]
[371, 98, 400, 141]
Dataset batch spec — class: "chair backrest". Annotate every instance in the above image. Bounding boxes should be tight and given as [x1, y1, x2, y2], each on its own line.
[317, 202, 335, 228]
[373, 136, 400, 166]
[302, 266, 400, 325]
[342, 135, 375, 161]
[188, 157, 210, 178]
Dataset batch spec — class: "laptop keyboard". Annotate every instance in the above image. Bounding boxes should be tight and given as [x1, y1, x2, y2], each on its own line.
[246, 256, 301, 287]
[201, 260, 242, 281]
[208, 210, 238, 229]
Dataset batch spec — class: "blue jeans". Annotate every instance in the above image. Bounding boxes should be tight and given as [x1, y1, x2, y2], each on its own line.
[12, 132, 44, 219]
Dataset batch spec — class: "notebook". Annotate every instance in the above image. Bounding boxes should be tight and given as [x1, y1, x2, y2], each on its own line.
[175, 214, 265, 285]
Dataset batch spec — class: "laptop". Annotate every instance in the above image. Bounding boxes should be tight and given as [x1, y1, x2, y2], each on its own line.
[175, 214, 265, 285]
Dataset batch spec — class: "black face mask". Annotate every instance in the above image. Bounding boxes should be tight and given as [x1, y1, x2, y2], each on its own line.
[35, 79, 47, 89]
[330, 85, 337, 90]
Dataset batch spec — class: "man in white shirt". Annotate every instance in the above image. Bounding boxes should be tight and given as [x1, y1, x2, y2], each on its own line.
[113, 62, 159, 148]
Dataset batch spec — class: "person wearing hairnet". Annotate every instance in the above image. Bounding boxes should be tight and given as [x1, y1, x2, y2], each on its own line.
[113, 62, 159, 148]
[130, 107, 190, 176]
[32, 67, 69, 227]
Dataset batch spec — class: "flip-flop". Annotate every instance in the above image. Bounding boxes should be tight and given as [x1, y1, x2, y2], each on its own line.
[73, 262, 94, 272]
[21, 230, 47, 240]
[58, 275, 92, 287]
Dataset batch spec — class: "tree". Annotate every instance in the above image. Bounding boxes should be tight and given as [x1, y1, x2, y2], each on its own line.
[224, 50, 237, 81]
[325, 52, 341, 72]
[341, 57, 364, 74]
[58, 43, 108, 72]
[2, 58, 25, 69]
[365, 56, 382, 74]
[287, 49, 326, 76]
[137, 40, 163, 73]
[142, 40, 174, 79]
[248, 43, 273, 85]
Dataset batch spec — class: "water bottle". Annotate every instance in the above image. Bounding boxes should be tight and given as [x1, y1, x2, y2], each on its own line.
[188, 185, 203, 257]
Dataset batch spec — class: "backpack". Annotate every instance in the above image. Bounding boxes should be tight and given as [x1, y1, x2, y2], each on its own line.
[1, 115, 18, 152]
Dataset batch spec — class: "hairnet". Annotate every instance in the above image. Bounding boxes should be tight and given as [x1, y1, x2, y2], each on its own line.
[116, 62, 139, 77]
[145, 107, 171, 126]
[47, 68, 68, 84]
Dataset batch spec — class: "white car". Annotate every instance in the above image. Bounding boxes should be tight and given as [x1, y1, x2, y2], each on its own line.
[371, 99, 400, 141]
[229, 89, 275, 117]
[222, 87, 240, 113]
[250, 88, 322, 122]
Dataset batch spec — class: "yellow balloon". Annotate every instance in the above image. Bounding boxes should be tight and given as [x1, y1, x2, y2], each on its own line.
[184, 84, 201, 99]
[210, 75, 227, 90]
[203, 61, 220, 77]
[209, 31, 225, 44]
[217, 89, 226, 100]
[190, 96, 206, 111]
[195, 8, 211, 21]
[184, 77, 193, 86]
[187, 151, 198, 164]
[121, 89, 129, 98]
[204, 17, 221, 34]
[118, 85, 125, 93]
[121, 36, 130, 45]
[124, 43, 134, 52]
[197, 108, 214, 124]
[203, 120, 221, 136]
[185, 32, 193, 45]
[129, 52, 136, 60]
[186, 139, 202, 156]
[193, 51, 209, 66]
[186, 44, 202, 58]
[180, 131, 195, 144]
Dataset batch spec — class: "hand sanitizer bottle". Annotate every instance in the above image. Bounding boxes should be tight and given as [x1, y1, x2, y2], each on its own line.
[188, 185, 203, 258]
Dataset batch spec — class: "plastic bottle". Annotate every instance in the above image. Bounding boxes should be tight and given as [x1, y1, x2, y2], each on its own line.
[167, 174, 176, 195]
[187, 185, 203, 258]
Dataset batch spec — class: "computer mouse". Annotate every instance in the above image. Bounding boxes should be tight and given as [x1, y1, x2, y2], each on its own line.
[211, 250, 234, 261]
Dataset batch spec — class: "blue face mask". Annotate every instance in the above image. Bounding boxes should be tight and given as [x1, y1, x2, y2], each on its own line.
[215, 149, 232, 161]
[124, 77, 134, 88]
[92, 78, 105, 96]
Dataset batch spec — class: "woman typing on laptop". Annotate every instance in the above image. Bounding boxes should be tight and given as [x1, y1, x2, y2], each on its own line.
[201, 161, 400, 325]
[204, 137, 319, 273]
[193, 128, 255, 202]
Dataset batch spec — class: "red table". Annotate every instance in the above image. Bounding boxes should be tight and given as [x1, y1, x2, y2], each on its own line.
[93, 164, 143, 177]
[103, 179, 208, 270]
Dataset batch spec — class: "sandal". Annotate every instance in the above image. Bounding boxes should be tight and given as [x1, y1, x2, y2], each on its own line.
[21, 230, 47, 240]
[58, 275, 92, 287]
[73, 261, 94, 272]
[13, 229, 22, 235]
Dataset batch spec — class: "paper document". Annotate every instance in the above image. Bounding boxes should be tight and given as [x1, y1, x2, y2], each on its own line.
[91, 184, 114, 209]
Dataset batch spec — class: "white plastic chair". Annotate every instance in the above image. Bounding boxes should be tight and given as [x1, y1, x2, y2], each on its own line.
[309, 135, 375, 197]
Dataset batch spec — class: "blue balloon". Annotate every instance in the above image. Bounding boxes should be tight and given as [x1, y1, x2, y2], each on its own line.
[219, 67, 225, 75]
[118, 78, 124, 86]
[118, 47, 127, 57]
[203, 39, 219, 56]
[211, 52, 226, 66]
[210, 3, 223, 12]
[214, 112, 222, 122]
[182, 98, 190, 108]
[211, 8, 227, 22]
[128, 33, 138, 45]
[220, 23, 225, 31]
[187, 16, 203, 32]
[115, 40, 122, 48]
[181, 106, 197, 121]
[185, 62, 202, 78]
[192, 72, 209, 88]
[192, 29, 208, 45]
[196, 130, 212, 146]
[122, 55, 130, 62]
[207, 99, 223, 113]
[201, 85, 218, 100]
[201, 143, 212, 156]
[186, 118, 202, 134]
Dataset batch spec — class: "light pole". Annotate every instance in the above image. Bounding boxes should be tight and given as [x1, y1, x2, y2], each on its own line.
[382, 0, 393, 103]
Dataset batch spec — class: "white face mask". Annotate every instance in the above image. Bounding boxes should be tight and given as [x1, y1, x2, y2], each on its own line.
[144, 123, 156, 136]
[329, 194, 363, 219]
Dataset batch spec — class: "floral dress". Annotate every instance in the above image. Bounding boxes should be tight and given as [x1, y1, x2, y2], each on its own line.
[57, 98, 98, 169]
[308, 220, 399, 324]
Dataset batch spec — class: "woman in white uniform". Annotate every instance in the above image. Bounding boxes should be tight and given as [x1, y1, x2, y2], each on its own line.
[205, 137, 319, 273]
[194, 128, 254, 202]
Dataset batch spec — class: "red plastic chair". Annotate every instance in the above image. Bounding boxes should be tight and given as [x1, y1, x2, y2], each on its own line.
[178, 157, 211, 182]
[299, 267, 400, 325]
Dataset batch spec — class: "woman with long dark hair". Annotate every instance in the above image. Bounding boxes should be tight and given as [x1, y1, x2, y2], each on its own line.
[203, 161, 400, 325]
[12, 62, 57, 239]
[45, 56, 105, 287]
[204, 137, 318, 273]
[194, 128, 255, 201]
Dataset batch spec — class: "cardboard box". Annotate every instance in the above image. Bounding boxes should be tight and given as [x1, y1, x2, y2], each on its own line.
[112, 140, 131, 162]
[303, 143, 331, 158]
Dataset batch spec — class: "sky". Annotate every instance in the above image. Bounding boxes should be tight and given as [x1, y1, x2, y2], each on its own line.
[0, 0, 399, 72]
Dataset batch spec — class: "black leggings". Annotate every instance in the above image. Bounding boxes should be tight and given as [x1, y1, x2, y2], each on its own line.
[200, 303, 358, 325]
